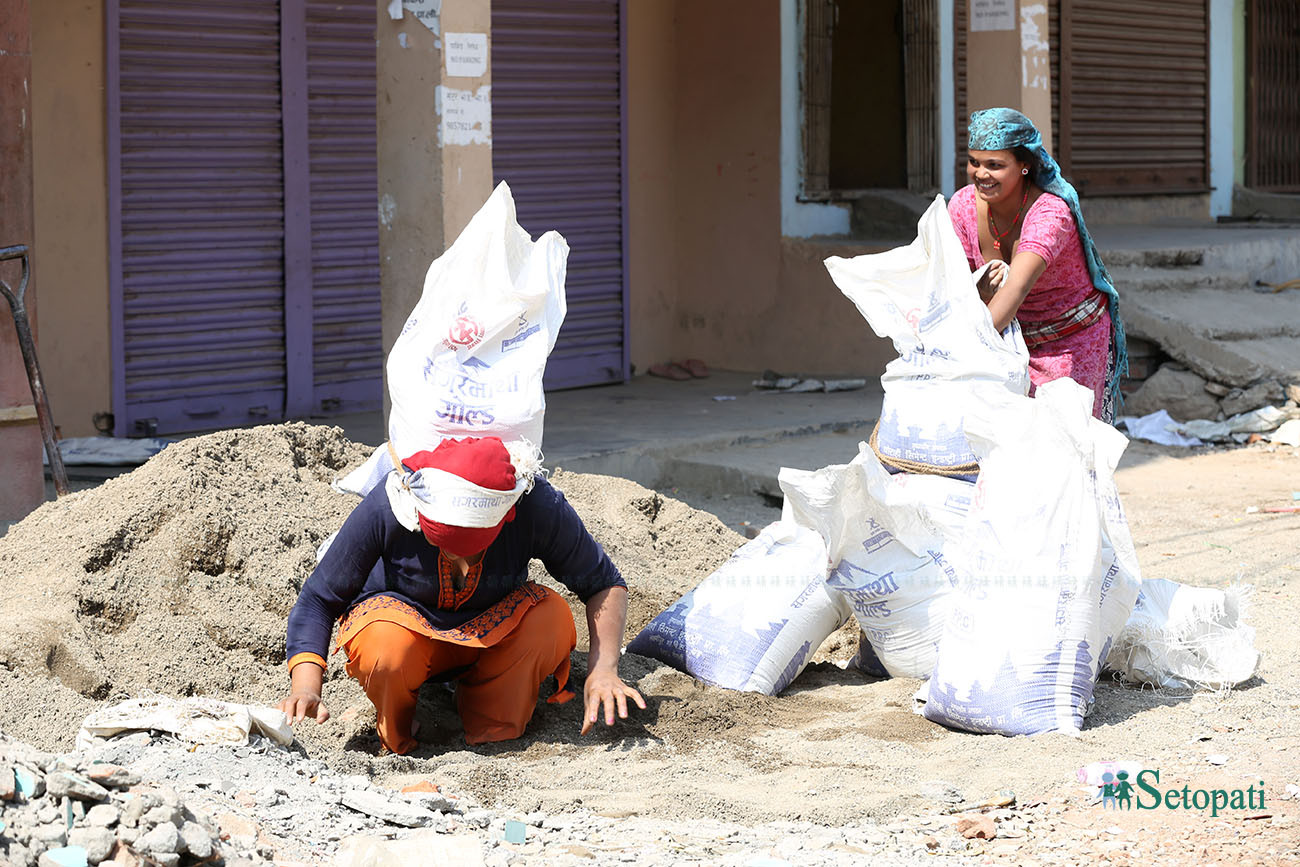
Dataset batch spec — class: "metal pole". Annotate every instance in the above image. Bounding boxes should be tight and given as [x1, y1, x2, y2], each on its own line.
[0, 244, 70, 497]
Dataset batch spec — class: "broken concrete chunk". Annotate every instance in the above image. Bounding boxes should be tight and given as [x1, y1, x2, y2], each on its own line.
[45, 770, 109, 802]
[85, 803, 120, 827]
[68, 826, 116, 863]
[179, 820, 213, 859]
[401, 789, 458, 813]
[1220, 380, 1284, 417]
[0, 765, 15, 800]
[85, 763, 142, 789]
[138, 820, 181, 855]
[34, 822, 69, 847]
[342, 789, 436, 827]
[1204, 381, 1232, 397]
[119, 794, 146, 827]
[143, 804, 183, 828]
[1123, 366, 1221, 422]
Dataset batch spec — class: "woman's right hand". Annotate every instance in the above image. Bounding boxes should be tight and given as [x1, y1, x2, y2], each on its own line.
[278, 661, 330, 724]
[278, 690, 330, 725]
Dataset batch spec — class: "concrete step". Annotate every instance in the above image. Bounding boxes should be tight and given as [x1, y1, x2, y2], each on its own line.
[663, 426, 873, 500]
[1123, 298, 1300, 387]
[1111, 266, 1254, 294]
[1104, 248, 1207, 268]
[1121, 284, 1300, 342]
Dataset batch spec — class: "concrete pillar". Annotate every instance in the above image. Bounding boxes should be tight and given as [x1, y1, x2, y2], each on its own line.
[0, 0, 46, 521]
[436, 2, 493, 242]
[375, 0, 492, 421]
[964, 0, 1052, 150]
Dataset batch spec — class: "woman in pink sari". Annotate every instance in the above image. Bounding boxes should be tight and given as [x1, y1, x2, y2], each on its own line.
[948, 108, 1127, 421]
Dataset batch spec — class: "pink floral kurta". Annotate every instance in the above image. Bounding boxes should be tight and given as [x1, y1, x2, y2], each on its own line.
[948, 184, 1111, 418]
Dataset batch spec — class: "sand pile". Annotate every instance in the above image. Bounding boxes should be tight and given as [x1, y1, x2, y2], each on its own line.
[0, 424, 743, 752]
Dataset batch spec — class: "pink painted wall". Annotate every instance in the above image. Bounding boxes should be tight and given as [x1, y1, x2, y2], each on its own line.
[628, 0, 893, 377]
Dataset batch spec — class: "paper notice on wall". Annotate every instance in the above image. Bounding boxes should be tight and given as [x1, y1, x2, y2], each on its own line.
[403, 0, 442, 35]
[445, 32, 488, 78]
[970, 0, 1014, 31]
[436, 85, 491, 146]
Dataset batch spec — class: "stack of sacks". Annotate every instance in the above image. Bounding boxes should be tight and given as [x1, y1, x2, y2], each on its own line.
[920, 379, 1143, 736]
[337, 181, 568, 496]
[779, 446, 971, 679]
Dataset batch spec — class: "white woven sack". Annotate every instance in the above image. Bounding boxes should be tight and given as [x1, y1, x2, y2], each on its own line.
[336, 181, 567, 496]
[626, 520, 851, 696]
[922, 379, 1141, 736]
[823, 195, 1029, 473]
[1105, 578, 1259, 689]
[779, 444, 973, 679]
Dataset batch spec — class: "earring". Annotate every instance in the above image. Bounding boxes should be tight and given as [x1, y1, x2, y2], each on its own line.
[1021, 168, 1029, 175]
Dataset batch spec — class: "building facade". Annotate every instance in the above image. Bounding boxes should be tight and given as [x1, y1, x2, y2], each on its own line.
[3, 0, 1293, 517]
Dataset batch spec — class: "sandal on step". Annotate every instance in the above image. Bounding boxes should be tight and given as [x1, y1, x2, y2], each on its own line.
[679, 358, 710, 378]
[648, 362, 692, 381]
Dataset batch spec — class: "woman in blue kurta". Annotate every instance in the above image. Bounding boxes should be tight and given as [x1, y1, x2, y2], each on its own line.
[279, 437, 644, 754]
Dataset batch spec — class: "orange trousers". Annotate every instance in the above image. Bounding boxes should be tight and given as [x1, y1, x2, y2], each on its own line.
[342, 588, 577, 754]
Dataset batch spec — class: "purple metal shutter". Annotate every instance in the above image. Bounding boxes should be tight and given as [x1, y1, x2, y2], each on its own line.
[305, 0, 383, 413]
[491, 0, 629, 389]
[109, 2, 289, 436]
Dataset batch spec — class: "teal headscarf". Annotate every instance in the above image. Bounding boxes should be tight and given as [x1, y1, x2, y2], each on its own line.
[968, 107, 1128, 415]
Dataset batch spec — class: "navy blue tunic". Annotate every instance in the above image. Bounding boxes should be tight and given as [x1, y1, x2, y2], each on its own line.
[286, 477, 624, 664]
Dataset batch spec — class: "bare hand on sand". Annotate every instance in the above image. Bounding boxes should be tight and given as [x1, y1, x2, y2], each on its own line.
[279, 661, 330, 724]
[580, 668, 646, 735]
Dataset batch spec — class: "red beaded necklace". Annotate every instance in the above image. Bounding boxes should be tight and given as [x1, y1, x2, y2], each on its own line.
[988, 185, 1030, 252]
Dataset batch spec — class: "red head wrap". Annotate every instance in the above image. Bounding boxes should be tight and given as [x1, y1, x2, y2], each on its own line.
[403, 437, 518, 556]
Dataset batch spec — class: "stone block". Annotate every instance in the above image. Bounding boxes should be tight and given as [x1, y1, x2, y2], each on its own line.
[67, 826, 116, 864]
[85, 765, 141, 790]
[1122, 366, 1221, 422]
[1221, 380, 1285, 417]
[179, 821, 213, 859]
[45, 772, 109, 803]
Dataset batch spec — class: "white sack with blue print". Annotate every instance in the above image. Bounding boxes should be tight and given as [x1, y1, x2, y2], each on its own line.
[626, 520, 851, 696]
[779, 446, 973, 679]
[336, 181, 568, 497]
[921, 379, 1142, 736]
[823, 196, 1028, 477]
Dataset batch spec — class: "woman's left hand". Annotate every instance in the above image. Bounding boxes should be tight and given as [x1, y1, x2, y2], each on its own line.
[580, 667, 646, 735]
[978, 259, 1009, 301]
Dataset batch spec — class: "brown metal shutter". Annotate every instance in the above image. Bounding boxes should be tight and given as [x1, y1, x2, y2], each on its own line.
[1058, 0, 1210, 196]
[1246, 0, 1300, 192]
[953, 0, 967, 186]
[903, 0, 939, 192]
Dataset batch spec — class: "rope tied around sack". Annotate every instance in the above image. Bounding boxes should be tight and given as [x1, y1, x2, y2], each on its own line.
[867, 420, 980, 479]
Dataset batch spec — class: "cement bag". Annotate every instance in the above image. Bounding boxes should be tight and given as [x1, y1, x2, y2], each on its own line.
[823, 196, 1028, 477]
[336, 181, 567, 496]
[626, 520, 851, 695]
[1105, 578, 1259, 689]
[779, 444, 973, 679]
[922, 378, 1141, 736]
